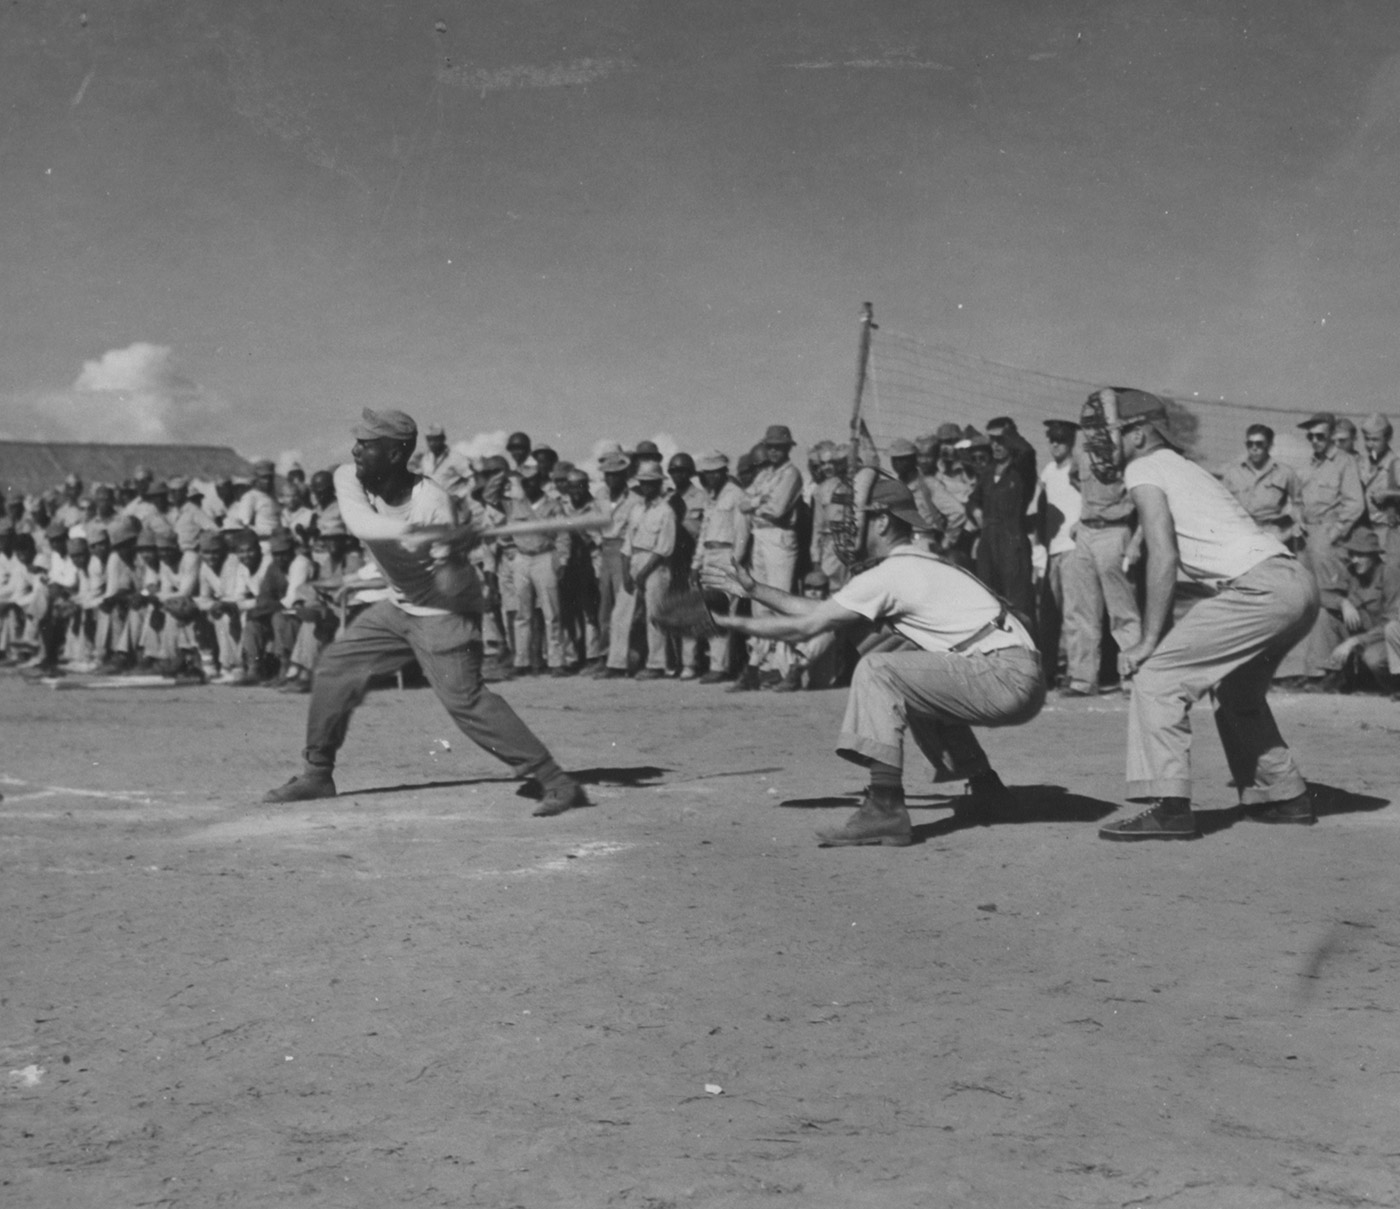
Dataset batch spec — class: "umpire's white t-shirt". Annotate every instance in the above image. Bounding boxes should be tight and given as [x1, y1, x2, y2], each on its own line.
[1124, 448, 1287, 588]
[833, 547, 1036, 655]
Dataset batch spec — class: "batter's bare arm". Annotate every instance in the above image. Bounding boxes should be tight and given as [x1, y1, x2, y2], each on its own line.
[1118, 483, 1178, 675]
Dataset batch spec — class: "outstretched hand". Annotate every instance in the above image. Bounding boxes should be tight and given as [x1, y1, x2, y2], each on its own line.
[700, 557, 756, 599]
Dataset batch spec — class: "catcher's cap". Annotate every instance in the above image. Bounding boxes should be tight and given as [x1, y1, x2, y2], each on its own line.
[935, 422, 965, 443]
[866, 476, 934, 530]
[888, 437, 918, 458]
[599, 453, 631, 475]
[696, 450, 729, 472]
[1298, 412, 1336, 431]
[352, 408, 417, 444]
[268, 531, 296, 554]
[108, 515, 140, 544]
[1361, 412, 1392, 437]
[1344, 528, 1382, 555]
[425, 423, 446, 438]
[1111, 389, 1177, 446]
[803, 570, 830, 590]
[198, 531, 227, 554]
[762, 424, 795, 447]
[632, 462, 665, 483]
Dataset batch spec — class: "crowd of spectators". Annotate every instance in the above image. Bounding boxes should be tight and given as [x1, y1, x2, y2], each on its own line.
[0, 409, 1396, 699]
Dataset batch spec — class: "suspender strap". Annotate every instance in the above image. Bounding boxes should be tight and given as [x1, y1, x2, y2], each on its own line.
[949, 605, 1008, 653]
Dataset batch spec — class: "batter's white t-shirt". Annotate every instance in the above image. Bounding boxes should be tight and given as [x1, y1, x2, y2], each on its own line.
[334, 463, 481, 616]
[832, 546, 1036, 655]
[1124, 448, 1288, 588]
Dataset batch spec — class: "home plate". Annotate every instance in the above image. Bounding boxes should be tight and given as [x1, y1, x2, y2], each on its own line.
[39, 675, 181, 691]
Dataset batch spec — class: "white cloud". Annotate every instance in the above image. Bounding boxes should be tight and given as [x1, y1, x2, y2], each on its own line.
[437, 58, 631, 95]
[0, 343, 218, 444]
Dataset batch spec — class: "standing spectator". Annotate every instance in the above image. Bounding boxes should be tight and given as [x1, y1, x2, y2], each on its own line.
[968, 427, 1037, 633]
[1297, 412, 1365, 683]
[1359, 414, 1399, 571]
[888, 438, 945, 544]
[1060, 413, 1142, 697]
[666, 452, 707, 678]
[606, 463, 675, 680]
[1219, 425, 1303, 548]
[416, 424, 475, 508]
[1036, 420, 1082, 680]
[733, 424, 803, 691]
[232, 460, 283, 538]
[590, 452, 637, 675]
[506, 460, 568, 678]
[692, 451, 750, 683]
[559, 468, 604, 673]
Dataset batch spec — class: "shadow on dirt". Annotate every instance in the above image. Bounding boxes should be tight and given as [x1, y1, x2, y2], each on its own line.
[515, 765, 673, 798]
[1193, 782, 1391, 836]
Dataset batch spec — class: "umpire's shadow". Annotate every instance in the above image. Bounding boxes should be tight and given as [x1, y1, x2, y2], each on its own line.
[779, 784, 1120, 845]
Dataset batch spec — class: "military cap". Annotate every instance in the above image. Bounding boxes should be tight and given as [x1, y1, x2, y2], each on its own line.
[696, 450, 729, 472]
[532, 442, 555, 456]
[352, 408, 418, 443]
[1298, 412, 1336, 431]
[564, 468, 591, 485]
[478, 454, 509, 475]
[914, 434, 940, 454]
[632, 462, 665, 483]
[599, 453, 631, 475]
[251, 458, 276, 475]
[552, 460, 576, 479]
[267, 531, 296, 554]
[595, 439, 624, 456]
[762, 424, 796, 446]
[1343, 528, 1382, 555]
[1044, 420, 1080, 442]
[1360, 413, 1392, 437]
[888, 437, 918, 458]
[633, 439, 661, 457]
[865, 476, 933, 529]
[935, 422, 965, 443]
[959, 428, 991, 450]
[424, 423, 446, 438]
[198, 531, 227, 554]
[108, 515, 141, 544]
[1334, 417, 1357, 437]
[668, 452, 696, 473]
[505, 431, 531, 450]
[227, 527, 259, 548]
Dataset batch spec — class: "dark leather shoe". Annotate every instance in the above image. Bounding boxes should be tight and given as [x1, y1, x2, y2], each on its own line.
[816, 795, 913, 847]
[533, 778, 589, 817]
[263, 769, 337, 803]
[1245, 793, 1316, 825]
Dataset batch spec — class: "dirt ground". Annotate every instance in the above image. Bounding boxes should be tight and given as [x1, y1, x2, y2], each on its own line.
[2, 669, 1398, 1209]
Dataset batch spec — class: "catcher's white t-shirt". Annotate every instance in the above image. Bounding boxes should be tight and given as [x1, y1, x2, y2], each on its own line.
[1123, 448, 1287, 589]
[832, 547, 1036, 655]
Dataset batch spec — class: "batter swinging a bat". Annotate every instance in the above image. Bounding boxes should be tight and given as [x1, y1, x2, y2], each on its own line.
[263, 408, 590, 816]
[702, 472, 1046, 847]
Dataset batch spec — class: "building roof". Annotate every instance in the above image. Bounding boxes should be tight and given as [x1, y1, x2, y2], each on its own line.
[0, 441, 252, 496]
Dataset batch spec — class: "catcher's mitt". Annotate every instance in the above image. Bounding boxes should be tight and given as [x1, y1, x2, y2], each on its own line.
[652, 588, 726, 639]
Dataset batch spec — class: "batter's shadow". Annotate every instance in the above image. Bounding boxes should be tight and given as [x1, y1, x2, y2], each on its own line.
[347, 765, 671, 799]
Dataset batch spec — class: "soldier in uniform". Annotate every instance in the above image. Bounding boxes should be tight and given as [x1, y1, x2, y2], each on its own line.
[1296, 412, 1365, 683]
[1306, 528, 1400, 694]
[1219, 425, 1303, 548]
[692, 451, 750, 683]
[1358, 414, 1399, 572]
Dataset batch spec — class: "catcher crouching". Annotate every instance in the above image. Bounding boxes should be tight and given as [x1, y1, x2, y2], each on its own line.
[701, 475, 1045, 847]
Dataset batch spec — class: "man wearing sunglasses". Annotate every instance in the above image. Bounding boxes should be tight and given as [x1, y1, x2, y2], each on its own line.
[1297, 413, 1365, 685]
[1219, 425, 1303, 550]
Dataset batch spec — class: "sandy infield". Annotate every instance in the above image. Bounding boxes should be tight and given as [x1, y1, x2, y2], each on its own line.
[2, 672, 1398, 1208]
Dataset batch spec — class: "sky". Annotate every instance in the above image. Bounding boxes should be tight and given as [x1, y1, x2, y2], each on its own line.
[1, 0, 1398, 469]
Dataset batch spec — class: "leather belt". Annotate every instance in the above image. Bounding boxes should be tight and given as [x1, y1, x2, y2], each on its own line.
[1079, 517, 1130, 529]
